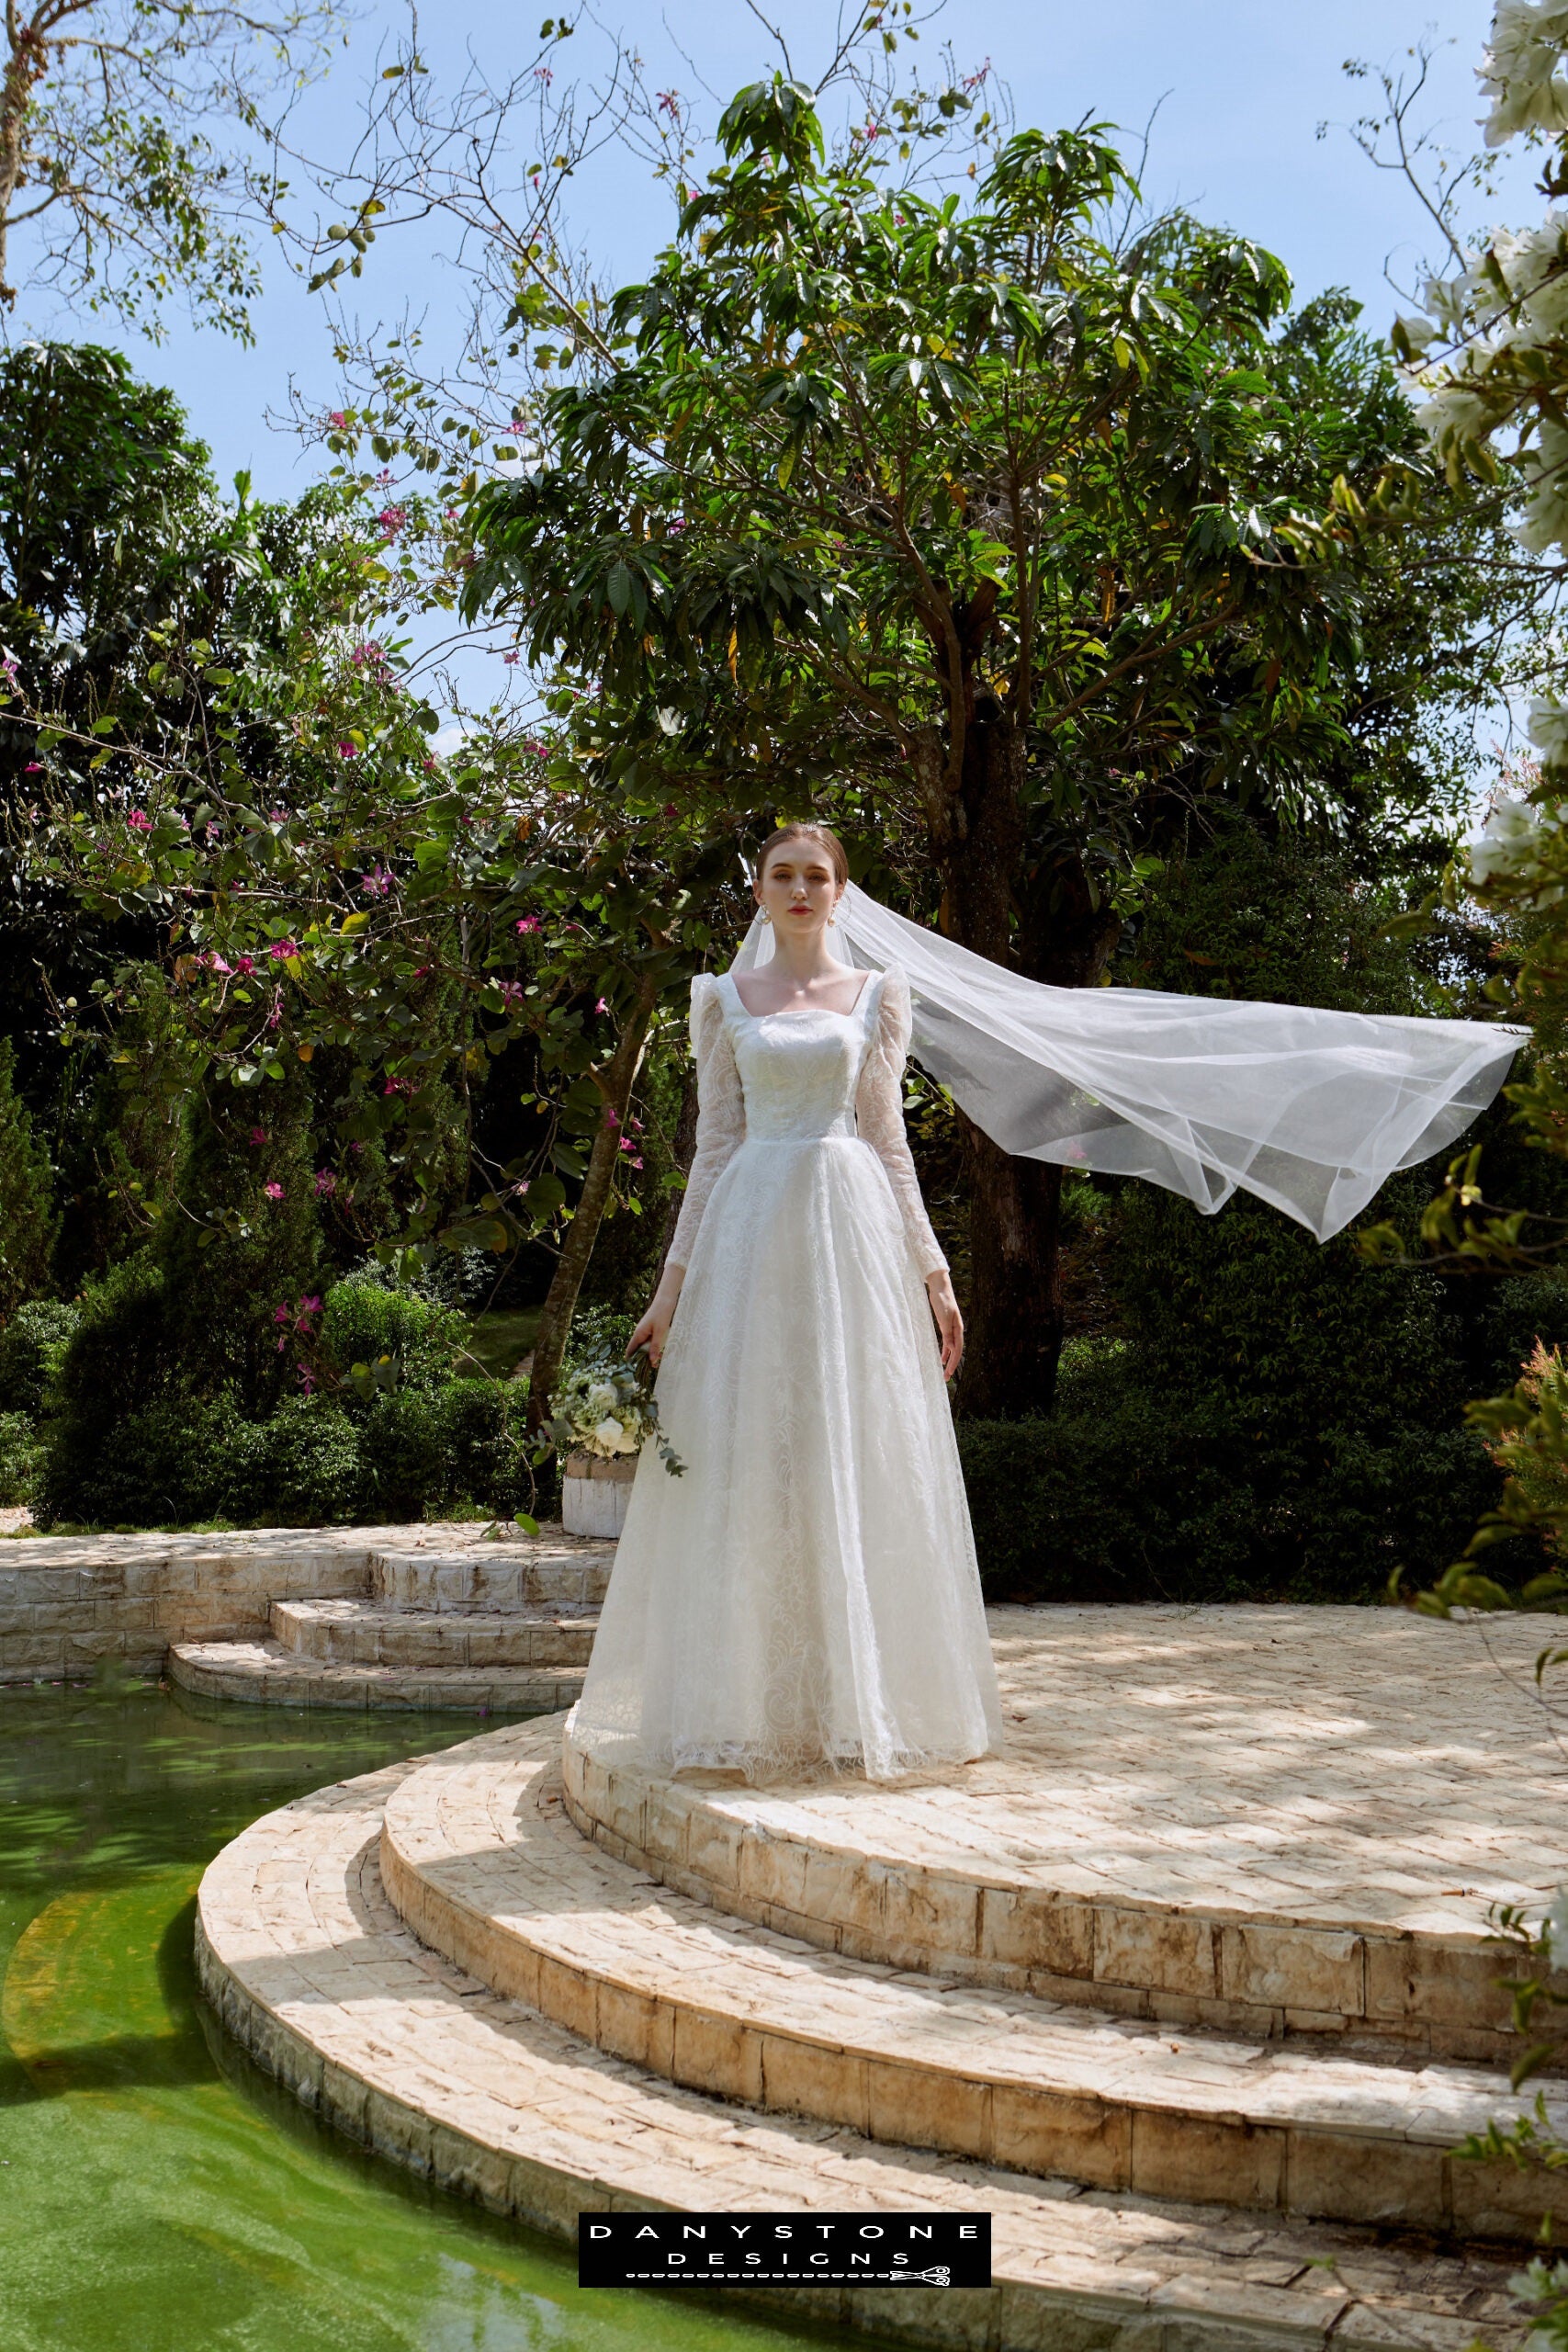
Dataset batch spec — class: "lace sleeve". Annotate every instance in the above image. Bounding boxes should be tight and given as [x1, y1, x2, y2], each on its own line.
[855, 967, 948, 1280]
[665, 976, 746, 1273]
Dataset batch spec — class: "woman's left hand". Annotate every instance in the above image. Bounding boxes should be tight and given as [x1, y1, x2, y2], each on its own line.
[926, 1271, 964, 1382]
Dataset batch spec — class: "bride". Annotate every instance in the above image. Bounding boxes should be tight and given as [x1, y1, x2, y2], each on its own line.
[566, 820, 1007, 1784]
[566, 816, 1525, 1787]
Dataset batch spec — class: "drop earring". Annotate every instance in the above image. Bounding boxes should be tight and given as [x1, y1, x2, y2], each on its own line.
[761, 909, 772, 923]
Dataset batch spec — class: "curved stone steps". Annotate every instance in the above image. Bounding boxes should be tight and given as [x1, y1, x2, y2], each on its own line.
[379, 1721, 1565, 2245]
[169, 1637, 586, 1714]
[195, 1755, 1530, 2351]
[272, 1599, 598, 1669]
[558, 1606, 1567, 2068]
[372, 1544, 613, 1613]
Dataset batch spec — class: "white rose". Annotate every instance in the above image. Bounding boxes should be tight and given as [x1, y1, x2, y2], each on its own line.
[585, 1383, 617, 1415]
[592, 1416, 626, 1453]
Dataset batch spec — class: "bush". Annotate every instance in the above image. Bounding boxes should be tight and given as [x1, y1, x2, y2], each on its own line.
[959, 1385, 1504, 1605]
[253, 1401, 362, 1525]
[0, 1040, 57, 1317]
[0, 1299, 79, 1415]
[319, 1270, 466, 1392]
[0, 1411, 40, 1508]
[35, 1391, 256, 1527]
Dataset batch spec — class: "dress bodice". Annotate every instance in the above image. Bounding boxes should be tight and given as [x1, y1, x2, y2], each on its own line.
[665, 961, 949, 1282]
[716, 970, 881, 1141]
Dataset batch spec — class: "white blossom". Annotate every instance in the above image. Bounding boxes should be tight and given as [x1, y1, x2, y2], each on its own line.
[1470, 794, 1544, 882]
[1481, 1, 1568, 146]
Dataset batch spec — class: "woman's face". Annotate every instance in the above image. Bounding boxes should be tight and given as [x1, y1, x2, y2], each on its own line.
[754, 844, 843, 939]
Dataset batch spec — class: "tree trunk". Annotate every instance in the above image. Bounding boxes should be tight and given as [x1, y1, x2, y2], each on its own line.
[525, 992, 657, 1432]
[931, 700, 1122, 1419]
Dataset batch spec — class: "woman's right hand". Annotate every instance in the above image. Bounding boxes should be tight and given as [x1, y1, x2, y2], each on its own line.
[628, 1271, 683, 1370]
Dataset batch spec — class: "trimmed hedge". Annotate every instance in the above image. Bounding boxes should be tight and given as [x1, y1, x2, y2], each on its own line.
[958, 1391, 1507, 1605]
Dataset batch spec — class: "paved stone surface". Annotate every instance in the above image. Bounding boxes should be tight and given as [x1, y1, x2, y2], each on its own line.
[563, 1605, 1568, 2064]
[0, 1521, 609, 1682]
[273, 1598, 599, 1668]
[197, 1756, 1534, 2351]
[383, 1717, 1568, 2243]
[170, 1637, 587, 1714]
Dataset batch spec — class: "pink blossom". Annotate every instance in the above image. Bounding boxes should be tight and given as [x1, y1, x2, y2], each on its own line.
[0, 655, 18, 685]
[502, 650, 521, 665]
[264, 1182, 285, 1201]
[350, 639, 388, 670]
[595, 997, 609, 1013]
[127, 808, 152, 831]
[249, 1126, 268, 1147]
[412, 964, 430, 979]
[313, 1170, 336, 1196]
[299, 1364, 317, 1394]
[360, 866, 391, 897]
[205, 952, 233, 975]
[374, 468, 394, 486]
[378, 503, 408, 540]
[497, 980, 525, 1008]
[628, 1155, 643, 1169]
[605, 1108, 620, 1129]
[350, 1138, 366, 1155]
[504, 420, 529, 436]
[233, 956, 255, 978]
[22, 762, 41, 774]
[383, 1076, 411, 1097]
[535, 63, 553, 84]
[274, 1303, 291, 1324]
[328, 410, 348, 429]
[268, 940, 300, 961]
[337, 740, 359, 759]
[514, 915, 540, 935]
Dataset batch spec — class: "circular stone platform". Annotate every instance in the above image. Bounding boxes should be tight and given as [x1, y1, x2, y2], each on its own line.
[196, 1604, 1568, 2352]
[562, 1604, 1568, 2064]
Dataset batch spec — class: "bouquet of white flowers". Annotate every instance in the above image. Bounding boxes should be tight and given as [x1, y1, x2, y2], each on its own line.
[544, 1346, 685, 1476]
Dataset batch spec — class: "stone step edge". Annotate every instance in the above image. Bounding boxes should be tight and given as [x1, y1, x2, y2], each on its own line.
[268, 1600, 598, 1667]
[558, 1722, 1529, 2069]
[168, 1639, 584, 1714]
[195, 1768, 1525, 2352]
[381, 1726, 1562, 2247]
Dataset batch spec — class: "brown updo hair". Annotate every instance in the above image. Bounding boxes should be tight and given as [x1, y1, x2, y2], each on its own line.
[753, 820, 849, 889]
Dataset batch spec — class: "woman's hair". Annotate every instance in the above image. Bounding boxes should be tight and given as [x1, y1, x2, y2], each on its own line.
[753, 821, 849, 889]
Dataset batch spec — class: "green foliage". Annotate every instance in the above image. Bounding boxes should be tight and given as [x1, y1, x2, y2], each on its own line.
[253, 1401, 362, 1526]
[318, 1270, 467, 1393]
[2, 6, 336, 341]
[0, 1040, 58, 1317]
[0, 1411, 40, 1508]
[960, 1388, 1497, 1603]
[0, 1298, 79, 1414]
[156, 1074, 322, 1412]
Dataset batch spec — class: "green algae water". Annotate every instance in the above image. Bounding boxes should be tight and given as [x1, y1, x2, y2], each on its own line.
[0, 1684, 851, 2352]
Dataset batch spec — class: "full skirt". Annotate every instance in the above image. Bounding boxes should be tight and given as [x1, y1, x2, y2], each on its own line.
[568, 1135, 1006, 1783]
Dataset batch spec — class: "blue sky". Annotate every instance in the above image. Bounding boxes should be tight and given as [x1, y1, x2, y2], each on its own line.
[9, 0, 1527, 496]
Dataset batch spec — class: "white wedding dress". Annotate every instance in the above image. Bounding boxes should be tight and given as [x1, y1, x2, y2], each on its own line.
[566, 962, 1006, 1784]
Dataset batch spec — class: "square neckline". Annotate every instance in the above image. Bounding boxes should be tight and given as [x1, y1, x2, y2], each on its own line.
[725, 968, 879, 1023]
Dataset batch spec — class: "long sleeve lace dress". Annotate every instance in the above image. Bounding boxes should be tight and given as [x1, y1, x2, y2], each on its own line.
[564, 964, 1006, 1784]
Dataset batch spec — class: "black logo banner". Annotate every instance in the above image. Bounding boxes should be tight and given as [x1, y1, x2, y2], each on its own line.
[580, 2211, 991, 2289]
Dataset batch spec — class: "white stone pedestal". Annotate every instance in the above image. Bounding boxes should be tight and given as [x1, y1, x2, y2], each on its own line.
[561, 1452, 637, 1538]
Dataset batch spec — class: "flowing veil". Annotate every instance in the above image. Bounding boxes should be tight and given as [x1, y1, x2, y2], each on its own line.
[731, 879, 1527, 1243]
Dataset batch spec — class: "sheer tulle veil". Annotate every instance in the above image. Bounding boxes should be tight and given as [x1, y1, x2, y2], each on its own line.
[731, 879, 1527, 1243]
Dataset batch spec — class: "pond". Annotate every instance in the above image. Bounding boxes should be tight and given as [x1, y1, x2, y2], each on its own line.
[0, 1682, 855, 2352]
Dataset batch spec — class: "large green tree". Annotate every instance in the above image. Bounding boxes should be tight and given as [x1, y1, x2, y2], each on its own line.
[459, 80, 1516, 1413]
